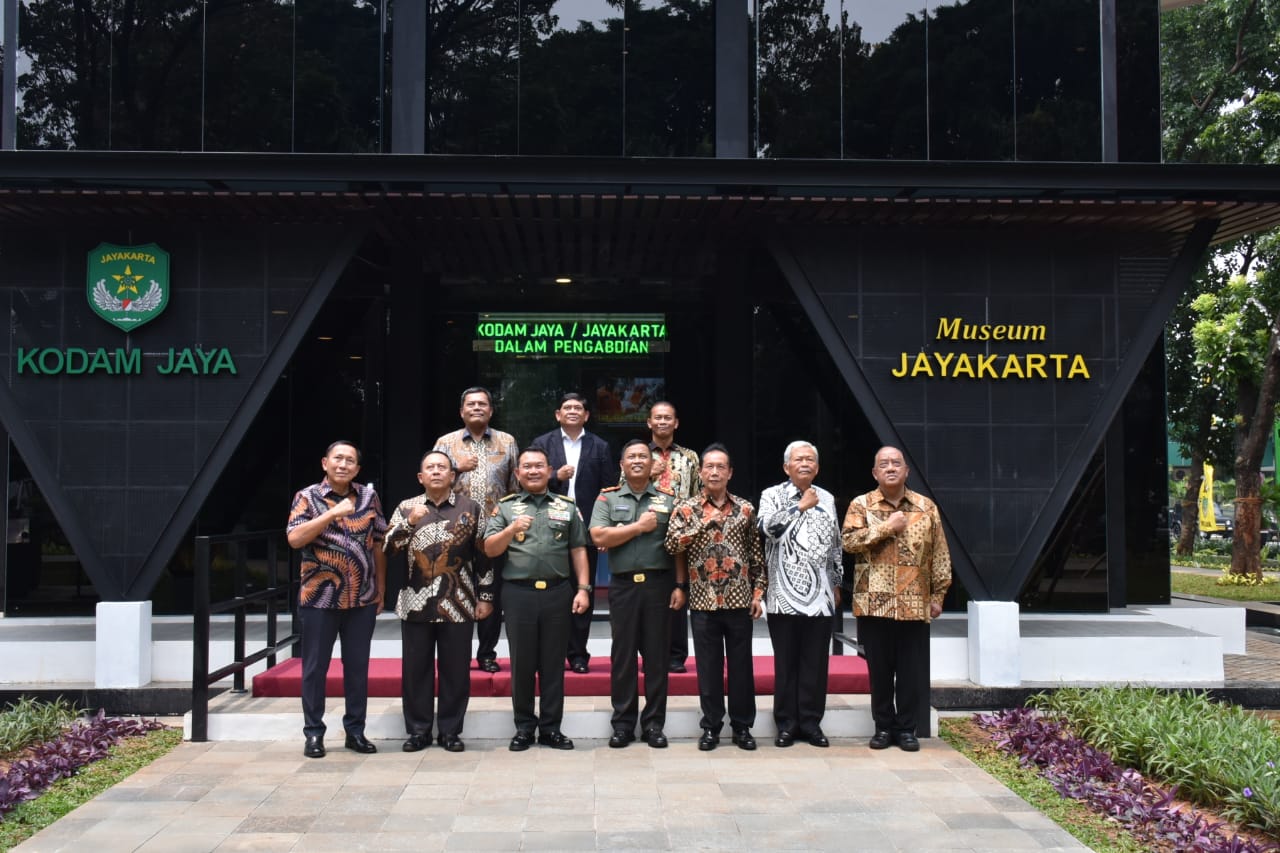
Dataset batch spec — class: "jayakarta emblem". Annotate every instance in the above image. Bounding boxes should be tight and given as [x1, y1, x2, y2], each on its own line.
[87, 242, 170, 332]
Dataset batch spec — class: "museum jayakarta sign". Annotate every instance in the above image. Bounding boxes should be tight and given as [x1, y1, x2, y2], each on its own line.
[17, 243, 238, 376]
[891, 317, 1090, 380]
[474, 313, 669, 357]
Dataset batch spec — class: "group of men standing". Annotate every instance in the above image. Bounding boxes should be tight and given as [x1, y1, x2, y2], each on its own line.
[286, 389, 951, 758]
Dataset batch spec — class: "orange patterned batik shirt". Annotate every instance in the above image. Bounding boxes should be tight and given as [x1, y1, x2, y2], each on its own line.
[840, 487, 951, 622]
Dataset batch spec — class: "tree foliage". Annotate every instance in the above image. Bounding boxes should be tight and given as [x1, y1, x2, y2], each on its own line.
[1162, 0, 1280, 576]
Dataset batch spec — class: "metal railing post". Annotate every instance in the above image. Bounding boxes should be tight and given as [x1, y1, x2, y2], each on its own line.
[191, 536, 212, 743]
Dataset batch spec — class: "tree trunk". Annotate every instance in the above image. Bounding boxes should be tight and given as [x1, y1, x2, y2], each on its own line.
[1176, 454, 1204, 556]
[1231, 315, 1280, 578]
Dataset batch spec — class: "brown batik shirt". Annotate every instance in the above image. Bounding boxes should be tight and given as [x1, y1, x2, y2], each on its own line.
[840, 486, 952, 622]
[432, 427, 519, 516]
[383, 491, 493, 623]
[665, 491, 766, 611]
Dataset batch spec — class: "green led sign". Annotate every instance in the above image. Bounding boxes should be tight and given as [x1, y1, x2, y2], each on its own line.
[474, 313, 669, 357]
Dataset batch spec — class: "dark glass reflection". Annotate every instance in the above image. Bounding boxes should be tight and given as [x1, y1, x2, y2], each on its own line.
[1014, 0, 1100, 161]
[203, 1, 294, 152]
[18, 0, 204, 150]
[844, 1, 928, 159]
[519, 0, 623, 154]
[294, 0, 382, 152]
[1117, 0, 1158, 162]
[624, 0, 714, 157]
[755, 0, 842, 157]
[928, 0, 1014, 160]
[426, 0, 520, 154]
[1020, 449, 1108, 612]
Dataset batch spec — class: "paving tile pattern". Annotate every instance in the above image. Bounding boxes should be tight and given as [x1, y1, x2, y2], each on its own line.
[15, 736, 1088, 852]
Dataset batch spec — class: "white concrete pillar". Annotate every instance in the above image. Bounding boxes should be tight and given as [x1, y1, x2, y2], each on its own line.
[967, 600, 1020, 686]
[95, 601, 152, 688]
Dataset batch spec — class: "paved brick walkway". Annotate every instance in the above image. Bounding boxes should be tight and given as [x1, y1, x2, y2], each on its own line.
[15, 735, 1088, 852]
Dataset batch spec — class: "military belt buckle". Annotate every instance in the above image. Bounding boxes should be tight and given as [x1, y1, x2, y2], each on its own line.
[633, 573, 646, 583]
[535, 580, 547, 590]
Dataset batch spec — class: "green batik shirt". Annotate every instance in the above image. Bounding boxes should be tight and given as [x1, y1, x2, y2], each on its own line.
[485, 490, 587, 580]
[589, 482, 676, 573]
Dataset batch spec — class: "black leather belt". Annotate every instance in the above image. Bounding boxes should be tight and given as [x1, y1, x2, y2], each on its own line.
[613, 570, 669, 583]
[507, 577, 568, 590]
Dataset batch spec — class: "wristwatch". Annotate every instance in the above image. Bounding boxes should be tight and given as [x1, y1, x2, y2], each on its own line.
[577, 584, 593, 592]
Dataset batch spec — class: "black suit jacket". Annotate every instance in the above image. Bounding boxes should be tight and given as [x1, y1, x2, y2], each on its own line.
[530, 428, 615, 517]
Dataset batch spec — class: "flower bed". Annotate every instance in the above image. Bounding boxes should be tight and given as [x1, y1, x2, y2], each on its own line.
[976, 697, 1279, 853]
[0, 710, 164, 817]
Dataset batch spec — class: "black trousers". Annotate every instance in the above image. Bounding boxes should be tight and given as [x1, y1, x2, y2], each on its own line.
[857, 615, 931, 736]
[298, 603, 377, 739]
[504, 580, 573, 734]
[690, 608, 755, 733]
[767, 612, 832, 736]
[669, 601, 689, 665]
[475, 558, 503, 663]
[566, 545, 598, 665]
[608, 571, 674, 733]
[401, 619, 472, 737]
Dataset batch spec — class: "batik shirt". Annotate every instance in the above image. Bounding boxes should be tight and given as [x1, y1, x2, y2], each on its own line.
[433, 427, 519, 515]
[650, 442, 701, 500]
[665, 491, 766, 611]
[288, 478, 387, 610]
[758, 480, 842, 616]
[384, 491, 492, 623]
[840, 487, 951, 622]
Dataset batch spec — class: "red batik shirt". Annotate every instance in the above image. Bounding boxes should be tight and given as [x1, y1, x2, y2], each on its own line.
[664, 491, 766, 611]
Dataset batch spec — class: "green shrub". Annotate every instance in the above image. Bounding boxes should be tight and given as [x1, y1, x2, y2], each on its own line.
[0, 697, 78, 756]
[1032, 687, 1280, 836]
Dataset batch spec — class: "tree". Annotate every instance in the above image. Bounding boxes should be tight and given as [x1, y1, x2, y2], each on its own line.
[1161, 0, 1280, 577]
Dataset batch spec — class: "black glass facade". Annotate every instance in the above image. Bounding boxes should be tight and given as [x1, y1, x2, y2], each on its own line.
[10, 0, 1155, 162]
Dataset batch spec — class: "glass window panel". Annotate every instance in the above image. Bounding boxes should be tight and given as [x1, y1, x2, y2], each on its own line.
[623, 0, 713, 157]
[843, 1, 928, 159]
[294, 0, 382, 153]
[427, 0, 519, 154]
[203, 0, 294, 152]
[518, 0, 623, 155]
[927, 0, 1014, 161]
[1013, 0, 1099, 161]
[755, 0, 841, 158]
[18, 0, 203, 150]
[1116, 0, 1157, 162]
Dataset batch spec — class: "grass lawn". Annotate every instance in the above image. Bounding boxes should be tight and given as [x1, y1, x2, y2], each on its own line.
[1170, 570, 1280, 602]
[0, 726, 182, 850]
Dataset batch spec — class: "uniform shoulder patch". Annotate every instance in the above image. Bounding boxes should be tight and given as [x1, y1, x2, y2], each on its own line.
[656, 485, 675, 496]
[498, 493, 518, 502]
[599, 486, 621, 495]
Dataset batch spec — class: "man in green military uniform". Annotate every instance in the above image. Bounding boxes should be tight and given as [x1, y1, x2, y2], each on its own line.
[484, 447, 591, 751]
[591, 439, 688, 749]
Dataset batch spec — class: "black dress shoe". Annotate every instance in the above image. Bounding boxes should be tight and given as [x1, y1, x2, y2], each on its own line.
[344, 733, 377, 754]
[896, 732, 920, 752]
[538, 731, 574, 750]
[642, 729, 668, 749]
[569, 659, 590, 674]
[609, 730, 635, 749]
[478, 658, 500, 673]
[731, 730, 757, 751]
[303, 735, 325, 758]
[774, 730, 795, 748]
[668, 659, 687, 673]
[509, 731, 535, 752]
[439, 733, 465, 753]
[869, 730, 893, 750]
[697, 729, 719, 751]
[402, 733, 431, 753]
[806, 729, 830, 748]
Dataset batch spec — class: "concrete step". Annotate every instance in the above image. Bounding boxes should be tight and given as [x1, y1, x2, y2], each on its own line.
[184, 692, 928, 742]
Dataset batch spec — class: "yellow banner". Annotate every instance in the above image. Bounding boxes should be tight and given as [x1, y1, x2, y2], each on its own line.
[1199, 464, 1221, 532]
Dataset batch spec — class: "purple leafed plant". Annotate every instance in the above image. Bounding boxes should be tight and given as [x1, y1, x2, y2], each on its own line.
[975, 708, 1279, 853]
[0, 710, 164, 817]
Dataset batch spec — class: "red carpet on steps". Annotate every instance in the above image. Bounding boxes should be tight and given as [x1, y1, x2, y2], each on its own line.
[252, 656, 869, 698]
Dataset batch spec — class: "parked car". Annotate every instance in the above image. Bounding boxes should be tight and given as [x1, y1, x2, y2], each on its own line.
[1168, 501, 1233, 540]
